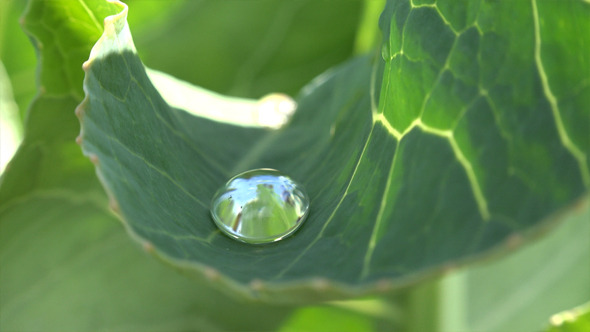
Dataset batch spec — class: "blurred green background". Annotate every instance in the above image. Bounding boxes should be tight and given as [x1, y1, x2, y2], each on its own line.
[1, 0, 588, 331]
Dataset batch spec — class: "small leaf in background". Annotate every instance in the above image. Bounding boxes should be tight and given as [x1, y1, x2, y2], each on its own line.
[545, 303, 590, 332]
[0, 0, 37, 119]
[0, 62, 22, 173]
[0, 0, 35, 173]
[279, 306, 375, 332]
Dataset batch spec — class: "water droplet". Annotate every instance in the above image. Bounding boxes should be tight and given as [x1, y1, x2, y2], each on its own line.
[210, 168, 310, 244]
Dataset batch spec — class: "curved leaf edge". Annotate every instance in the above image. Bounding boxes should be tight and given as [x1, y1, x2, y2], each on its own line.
[76, 0, 590, 303]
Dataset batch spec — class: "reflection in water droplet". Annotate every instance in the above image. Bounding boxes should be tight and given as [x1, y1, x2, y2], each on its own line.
[210, 169, 310, 244]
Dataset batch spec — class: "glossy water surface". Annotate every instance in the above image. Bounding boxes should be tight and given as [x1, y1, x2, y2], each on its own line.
[210, 169, 310, 244]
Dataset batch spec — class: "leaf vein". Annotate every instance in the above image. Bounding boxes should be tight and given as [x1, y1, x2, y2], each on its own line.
[273, 124, 377, 279]
[531, 0, 590, 187]
[361, 138, 400, 279]
[102, 132, 209, 209]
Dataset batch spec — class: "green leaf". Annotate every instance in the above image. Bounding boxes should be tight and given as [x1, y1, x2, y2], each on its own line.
[78, 0, 590, 302]
[0, 61, 23, 173]
[0, 1, 382, 329]
[0, 0, 121, 204]
[125, 0, 363, 98]
[0, 0, 36, 119]
[438, 200, 590, 332]
[0, 1, 295, 326]
[545, 303, 590, 332]
[278, 305, 375, 332]
[2, 0, 589, 329]
[0, 193, 294, 331]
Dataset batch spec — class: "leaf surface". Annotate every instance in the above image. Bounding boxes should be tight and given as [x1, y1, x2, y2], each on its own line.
[79, 0, 590, 301]
[0, 193, 294, 331]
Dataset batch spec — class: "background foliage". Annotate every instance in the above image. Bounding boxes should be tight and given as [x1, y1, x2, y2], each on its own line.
[1, 0, 588, 331]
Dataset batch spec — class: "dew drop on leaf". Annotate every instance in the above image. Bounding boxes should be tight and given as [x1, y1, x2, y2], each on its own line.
[210, 169, 310, 244]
